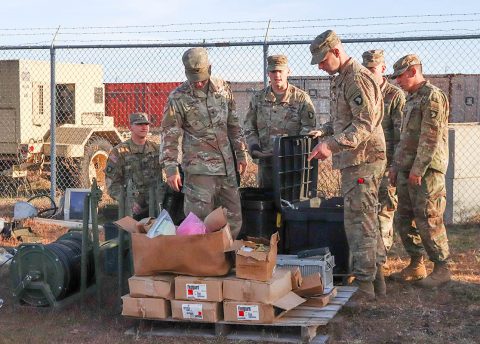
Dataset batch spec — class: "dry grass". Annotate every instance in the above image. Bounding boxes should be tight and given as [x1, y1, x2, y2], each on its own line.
[1, 177, 479, 343]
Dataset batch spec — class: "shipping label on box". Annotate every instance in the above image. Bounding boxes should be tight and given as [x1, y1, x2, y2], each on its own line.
[236, 305, 260, 321]
[175, 275, 224, 302]
[182, 303, 204, 320]
[171, 300, 222, 322]
[186, 284, 207, 300]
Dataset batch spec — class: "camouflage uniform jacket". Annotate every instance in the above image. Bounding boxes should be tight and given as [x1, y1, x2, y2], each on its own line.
[392, 81, 449, 176]
[380, 78, 406, 166]
[160, 76, 247, 178]
[105, 138, 161, 203]
[243, 83, 316, 152]
[318, 58, 386, 169]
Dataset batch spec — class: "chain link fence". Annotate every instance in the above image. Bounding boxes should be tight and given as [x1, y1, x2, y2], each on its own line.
[1, 34, 479, 224]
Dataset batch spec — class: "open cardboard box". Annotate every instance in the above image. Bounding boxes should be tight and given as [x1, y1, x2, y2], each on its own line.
[234, 232, 279, 282]
[223, 291, 305, 324]
[115, 207, 233, 276]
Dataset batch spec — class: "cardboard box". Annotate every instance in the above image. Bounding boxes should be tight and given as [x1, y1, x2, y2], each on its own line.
[115, 207, 233, 276]
[223, 269, 292, 303]
[175, 275, 223, 302]
[223, 292, 305, 324]
[128, 274, 175, 299]
[121, 295, 170, 319]
[294, 273, 324, 297]
[303, 287, 337, 307]
[235, 232, 279, 282]
[289, 267, 303, 290]
[171, 300, 222, 322]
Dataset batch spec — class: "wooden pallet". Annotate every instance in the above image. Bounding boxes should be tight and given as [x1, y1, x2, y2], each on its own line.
[126, 285, 356, 344]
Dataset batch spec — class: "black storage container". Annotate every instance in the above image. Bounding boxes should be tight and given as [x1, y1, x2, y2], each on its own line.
[239, 187, 277, 240]
[272, 135, 352, 276]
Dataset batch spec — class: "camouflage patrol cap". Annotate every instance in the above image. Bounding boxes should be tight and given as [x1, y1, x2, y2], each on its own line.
[391, 54, 422, 79]
[129, 112, 151, 125]
[309, 30, 341, 65]
[182, 47, 211, 82]
[362, 49, 385, 67]
[267, 55, 289, 72]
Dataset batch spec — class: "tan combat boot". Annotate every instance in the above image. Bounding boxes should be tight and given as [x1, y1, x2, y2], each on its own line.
[374, 265, 386, 297]
[389, 256, 427, 282]
[352, 280, 376, 301]
[416, 262, 451, 288]
[344, 280, 375, 311]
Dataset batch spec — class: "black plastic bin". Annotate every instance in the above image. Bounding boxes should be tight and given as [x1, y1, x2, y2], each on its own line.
[239, 187, 277, 240]
[281, 197, 352, 275]
[272, 135, 352, 276]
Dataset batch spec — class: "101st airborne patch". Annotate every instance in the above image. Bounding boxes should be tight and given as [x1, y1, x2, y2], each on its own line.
[353, 95, 363, 106]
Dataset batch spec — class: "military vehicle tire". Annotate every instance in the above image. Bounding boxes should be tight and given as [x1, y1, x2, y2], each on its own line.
[79, 137, 113, 189]
[57, 138, 112, 190]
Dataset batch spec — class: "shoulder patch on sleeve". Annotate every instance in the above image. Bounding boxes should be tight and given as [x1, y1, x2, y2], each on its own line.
[353, 95, 363, 106]
[308, 112, 315, 119]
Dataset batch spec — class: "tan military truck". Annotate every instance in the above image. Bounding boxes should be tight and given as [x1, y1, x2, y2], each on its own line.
[0, 59, 123, 192]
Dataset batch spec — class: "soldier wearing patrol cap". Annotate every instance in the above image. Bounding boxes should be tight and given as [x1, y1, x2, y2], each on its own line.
[361, 49, 406, 295]
[160, 47, 248, 238]
[244, 54, 316, 188]
[388, 54, 451, 288]
[307, 30, 387, 301]
[105, 112, 163, 220]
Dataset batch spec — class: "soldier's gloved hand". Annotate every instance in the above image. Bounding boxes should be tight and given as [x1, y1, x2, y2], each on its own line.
[308, 129, 326, 138]
[167, 173, 182, 192]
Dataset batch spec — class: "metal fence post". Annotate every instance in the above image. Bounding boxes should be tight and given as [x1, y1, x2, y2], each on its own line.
[263, 43, 269, 89]
[49, 47, 57, 199]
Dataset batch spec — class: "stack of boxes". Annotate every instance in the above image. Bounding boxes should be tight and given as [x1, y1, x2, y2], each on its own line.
[119, 211, 332, 324]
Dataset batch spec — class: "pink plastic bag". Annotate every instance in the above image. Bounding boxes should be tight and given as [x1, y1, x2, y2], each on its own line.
[176, 212, 206, 236]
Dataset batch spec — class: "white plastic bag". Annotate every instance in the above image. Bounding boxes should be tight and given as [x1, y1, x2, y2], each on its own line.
[146, 209, 176, 238]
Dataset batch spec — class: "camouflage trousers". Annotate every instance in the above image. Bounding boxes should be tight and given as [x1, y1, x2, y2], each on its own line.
[183, 174, 242, 239]
[395, 169, 450, 263]
[342, 159, 385, 281]
[378, 171, 398, 253]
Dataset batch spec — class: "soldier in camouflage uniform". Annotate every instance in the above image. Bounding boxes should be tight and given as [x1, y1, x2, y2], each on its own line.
[308, 30, 386, 300]
[244, 55, 316, 188]
[105, 113, 163, 220]
[160, 47, 248, 239]
[388, 54, 451, 287]
[362, 50, 406, 293]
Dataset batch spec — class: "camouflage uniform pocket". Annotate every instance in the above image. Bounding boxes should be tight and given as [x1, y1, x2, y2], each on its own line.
[343, 177, 378, 213]
[182, 183, 212, 204]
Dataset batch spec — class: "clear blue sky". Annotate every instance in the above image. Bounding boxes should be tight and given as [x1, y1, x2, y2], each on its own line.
[2, 1, 480, 45]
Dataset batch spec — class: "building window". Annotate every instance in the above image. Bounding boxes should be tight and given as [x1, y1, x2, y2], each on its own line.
[94, 87, 103, 104]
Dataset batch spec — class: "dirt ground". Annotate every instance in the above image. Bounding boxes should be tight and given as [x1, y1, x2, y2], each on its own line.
[0, 200, 479, 344]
